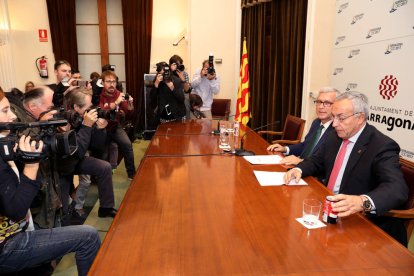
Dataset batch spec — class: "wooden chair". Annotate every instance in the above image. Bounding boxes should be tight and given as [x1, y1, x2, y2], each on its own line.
[211, 99, 231, 120]
[258, 114, 306, 145]
[385, 158, 414, 243]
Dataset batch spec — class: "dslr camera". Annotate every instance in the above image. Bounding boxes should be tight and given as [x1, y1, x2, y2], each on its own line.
[94, 106, 117, 121]
[0, 120, 78, 163]
[156, 62, 172, 82]
[206, 54, 215, 75]
[53, 107, 83, 129]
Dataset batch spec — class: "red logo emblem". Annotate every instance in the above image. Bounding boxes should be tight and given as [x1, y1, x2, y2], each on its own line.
[379, 75, 398, 100]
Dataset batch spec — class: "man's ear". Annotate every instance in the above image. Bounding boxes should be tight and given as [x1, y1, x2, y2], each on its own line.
[26, 101, 38, 113]
[73, 104, 80, 113]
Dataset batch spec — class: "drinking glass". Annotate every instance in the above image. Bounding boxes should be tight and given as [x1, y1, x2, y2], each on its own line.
[219, 121, 229, 147]
[302, 199, 322, 226]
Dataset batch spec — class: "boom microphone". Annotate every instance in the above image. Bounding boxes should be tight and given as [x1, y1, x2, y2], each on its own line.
[211, 111, 249, 135]
[234, 121, 280, 156]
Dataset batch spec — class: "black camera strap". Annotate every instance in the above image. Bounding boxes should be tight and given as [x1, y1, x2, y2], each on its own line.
[16, 149, 46, 163]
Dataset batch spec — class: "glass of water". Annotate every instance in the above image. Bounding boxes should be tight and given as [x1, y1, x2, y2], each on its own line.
[220, 121, 229, 147]
[302, 199, 322, 226]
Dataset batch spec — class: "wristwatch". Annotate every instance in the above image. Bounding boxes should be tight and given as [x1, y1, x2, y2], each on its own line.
[361, 195, 373, 212]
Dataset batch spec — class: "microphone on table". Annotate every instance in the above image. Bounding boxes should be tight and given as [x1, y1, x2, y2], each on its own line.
[211, 111, 249, 135]
[234, 121, 280, 156]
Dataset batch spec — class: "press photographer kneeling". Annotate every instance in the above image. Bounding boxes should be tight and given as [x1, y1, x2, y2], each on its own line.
[62, 87, 117, 219]
[0, 87, 100, 275]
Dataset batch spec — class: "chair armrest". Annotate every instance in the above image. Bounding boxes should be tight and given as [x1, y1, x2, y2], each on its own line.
[384, 208, 414, 219]
[273, 139, 300, 145]
[257, 131, 283, 137]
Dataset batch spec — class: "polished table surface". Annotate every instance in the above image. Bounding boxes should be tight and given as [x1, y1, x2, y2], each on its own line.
[90, 120, 414, 275]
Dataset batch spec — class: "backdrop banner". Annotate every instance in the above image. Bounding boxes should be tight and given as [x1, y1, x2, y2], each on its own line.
[331, 0, 414, 161]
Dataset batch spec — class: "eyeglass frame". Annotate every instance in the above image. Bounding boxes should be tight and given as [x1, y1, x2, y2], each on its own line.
[313, 100, 333, 107]
[104, 80, 117, 84]
[331, 112, 361, 123]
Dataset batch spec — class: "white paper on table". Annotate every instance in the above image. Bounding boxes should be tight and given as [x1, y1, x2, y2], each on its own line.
[253, 170, 308, 186]
[296, 217, 326, 229]
[243, 155, 283, 165]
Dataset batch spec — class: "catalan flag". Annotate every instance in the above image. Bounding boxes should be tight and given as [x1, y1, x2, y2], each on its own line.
[235, 38, 250, 126]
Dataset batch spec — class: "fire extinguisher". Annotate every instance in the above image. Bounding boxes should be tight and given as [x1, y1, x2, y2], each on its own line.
[36, 56, 48, 78]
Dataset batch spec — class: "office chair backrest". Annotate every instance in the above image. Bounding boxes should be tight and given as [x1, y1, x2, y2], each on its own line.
[211, 99, 231, 120]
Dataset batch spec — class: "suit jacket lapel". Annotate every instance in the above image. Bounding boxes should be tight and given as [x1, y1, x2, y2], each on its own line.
[339, 125, 371, 191]
[313, 124, 333, 153]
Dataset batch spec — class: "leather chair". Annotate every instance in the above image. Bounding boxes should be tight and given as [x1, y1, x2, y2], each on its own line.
[258, 114, 306, 145]
[211, 99, 231, 120]
[385, 158, 414, 244]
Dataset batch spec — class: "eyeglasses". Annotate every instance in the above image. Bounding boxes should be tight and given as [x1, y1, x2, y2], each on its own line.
[104, 80, 117, 84]
[331, 112, 361, 123]
[314, 100, 333, 107]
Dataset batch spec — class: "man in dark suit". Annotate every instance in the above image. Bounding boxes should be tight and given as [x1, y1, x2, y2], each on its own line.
[284, 91, 408, 245]
[267, 87, 339, 165]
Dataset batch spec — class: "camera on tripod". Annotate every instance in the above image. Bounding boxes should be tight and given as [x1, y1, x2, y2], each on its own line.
[0, 120, 78, 163]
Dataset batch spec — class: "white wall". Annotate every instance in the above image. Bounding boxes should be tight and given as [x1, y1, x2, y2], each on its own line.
[150, 0, 242, 114]
[150, 0, 189, 72]
[301, 0, 336, 133]
[6, 0, 55, 91]
[189, 0, 241, 114]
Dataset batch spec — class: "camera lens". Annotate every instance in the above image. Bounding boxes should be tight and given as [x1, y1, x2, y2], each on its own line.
[178, 64, 185, 71]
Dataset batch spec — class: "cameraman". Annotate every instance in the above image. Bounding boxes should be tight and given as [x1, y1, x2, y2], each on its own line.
[17, 86, 63, 229]
[150, 61, 186, 123]
[98, 70, 136, 180]
[191, 59, 221, 119]
[0, 88, 100, 275]
[63, 87, 117, 219]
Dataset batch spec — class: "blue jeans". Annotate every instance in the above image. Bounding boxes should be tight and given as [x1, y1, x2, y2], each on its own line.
[0, 225, 100, 276]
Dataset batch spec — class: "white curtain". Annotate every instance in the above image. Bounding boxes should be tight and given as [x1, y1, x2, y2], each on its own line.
[0, 0, 17, 91]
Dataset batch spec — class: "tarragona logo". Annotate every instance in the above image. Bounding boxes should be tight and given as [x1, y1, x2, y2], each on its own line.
[379, 75, 398, 100]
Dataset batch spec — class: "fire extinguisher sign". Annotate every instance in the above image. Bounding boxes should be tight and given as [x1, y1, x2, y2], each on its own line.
[38, 29, 48, 42]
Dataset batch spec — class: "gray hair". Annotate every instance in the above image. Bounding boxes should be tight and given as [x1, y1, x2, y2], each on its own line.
[318, 86, 341, 97]
[335, 91, 369, 119]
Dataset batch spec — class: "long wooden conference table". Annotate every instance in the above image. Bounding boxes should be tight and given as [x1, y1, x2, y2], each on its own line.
[90, 119, 414, 275]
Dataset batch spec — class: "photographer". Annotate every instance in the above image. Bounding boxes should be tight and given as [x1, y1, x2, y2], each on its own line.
[169, 55, 192, 119]
[150, 61, 186, 123]
[189, 93, 206, 119]
[98, 70, 136, 180]
[63, 87, 117, 219]
[0, 87, 101, 276]
[47, 60, 74, 107]
[191, 58, 221, 119]
[48, 61, 91, 108]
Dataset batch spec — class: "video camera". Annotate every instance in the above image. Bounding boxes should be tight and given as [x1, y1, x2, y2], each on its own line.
[0, 120, 78, 163]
